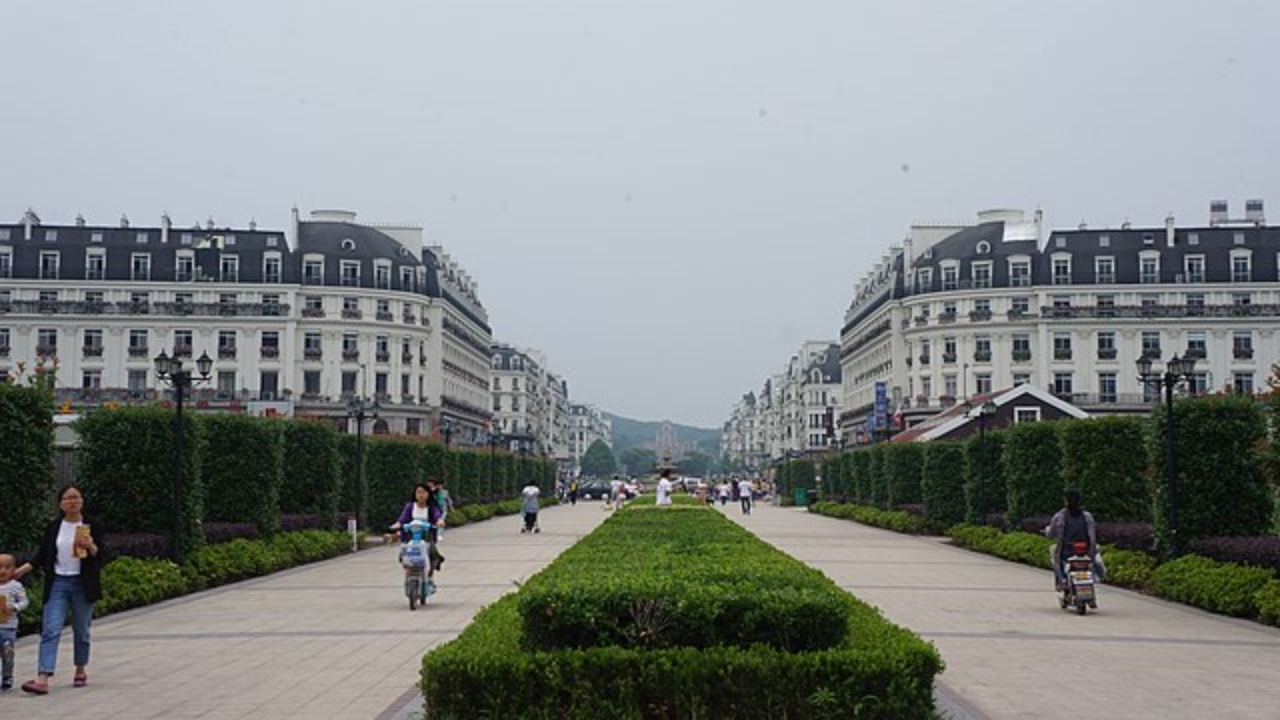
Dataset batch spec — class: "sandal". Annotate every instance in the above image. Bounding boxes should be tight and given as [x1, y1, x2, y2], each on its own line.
[73, 673, 88, 688]
[21, 679, 49, 695]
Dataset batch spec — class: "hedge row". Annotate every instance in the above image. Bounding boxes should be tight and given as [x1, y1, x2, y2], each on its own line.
[422, 505, 943, 719]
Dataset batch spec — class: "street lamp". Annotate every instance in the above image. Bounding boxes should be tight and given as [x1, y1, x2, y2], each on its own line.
[346, 395, 380, 530]
[1137, 353, 1197, 559]
[970, 399, 998, 524]
[488, 430, 501, 502]
[440, 418, 454, 484]
[154, 348, 213, 560]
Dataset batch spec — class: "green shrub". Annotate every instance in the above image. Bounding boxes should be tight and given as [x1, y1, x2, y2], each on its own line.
[1060, 416, 1149, 522]
[1003, 421, 1064, 527]
[1150, 554, 1276, 617]
[1255, 579, 1280, 626]
[921, 442, 965, 525]
[1102, 548, 1158, 590]
[963, 431, 1006, 523]
[98, 556, 191, 614]
[808, 501, 940, 535]
[280, 419, 342, 523]
[201, 414, 284, 537]
[867, 444, 888, 508]
[885, 443, 924, 508]
[0, 382, 55, 554]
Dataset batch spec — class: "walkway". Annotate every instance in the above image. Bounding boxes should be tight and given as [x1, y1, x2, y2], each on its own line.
[12, 499, 1279, 719]
[7, 501, 612, 719]
[718, 502, 1280, 720]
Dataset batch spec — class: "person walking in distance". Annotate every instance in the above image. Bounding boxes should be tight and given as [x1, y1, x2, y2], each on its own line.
[738, 477, 754, 515]
[521, 482, 542, 533]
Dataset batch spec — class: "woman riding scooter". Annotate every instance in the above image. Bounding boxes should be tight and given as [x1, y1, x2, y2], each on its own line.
[1044, 488, 1100, 590]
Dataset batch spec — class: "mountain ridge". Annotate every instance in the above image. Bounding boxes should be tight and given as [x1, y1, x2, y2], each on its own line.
[603, 412, 721, 456]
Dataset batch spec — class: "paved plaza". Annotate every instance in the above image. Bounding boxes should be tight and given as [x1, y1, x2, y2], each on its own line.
[6, 500, 1280, 719]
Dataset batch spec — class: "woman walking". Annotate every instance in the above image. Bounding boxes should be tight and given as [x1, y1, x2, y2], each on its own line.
[14, 485, 107, 694]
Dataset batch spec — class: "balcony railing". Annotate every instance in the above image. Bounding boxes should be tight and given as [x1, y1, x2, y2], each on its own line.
[1234, 347, 1255, 360]
[937, 312, 957, 324]
[260, 346, 280, 359]
[973, 350, 992, 362]
[1053, 348, 1073, 361]
[1096, 348, 1118, 360]
[342, 349, 360, 361]
[36, 344, 58, 356]
[218, 346, 237, 359]
[82, 345, 104, 358]
[918, 354, 931, 366]
[376, 311, 394, 322]
[173, 345, 193, 359]
[1012, 349, 1032, 362]
[1184, 348, 1207, 360]
[341, 309, 363, 320]
[969, 309, 993, 322]
[127, 345, 149, 358]
[301, 308, 325, 318]
[303, 347, 323, 360]
[376, 351, 391, 363]
[942, 352, 957, 364]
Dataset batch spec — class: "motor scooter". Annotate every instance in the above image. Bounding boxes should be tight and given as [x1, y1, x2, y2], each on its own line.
[395, 519, 435, 610]
[1059, 541, 1098, 615]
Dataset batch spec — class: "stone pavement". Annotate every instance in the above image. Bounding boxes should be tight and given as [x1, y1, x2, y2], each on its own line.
[9, 499, 1280, 719]
[718, 502, 1280, 720]
[4, 501, 612, 719]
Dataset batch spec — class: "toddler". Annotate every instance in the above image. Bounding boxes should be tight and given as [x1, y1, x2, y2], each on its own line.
[0, 553, 31, 691]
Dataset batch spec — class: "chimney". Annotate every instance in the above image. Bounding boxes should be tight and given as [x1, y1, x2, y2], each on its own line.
[120, 214, 130, 228]
[161, 213, 171, 244]
[1210, 200, 1228, 226]
[1245, 199, 1265, 225]
[75, 214, 86, 227]
[22, 207, 38, 240]
[1166, 214, 1176, 247]
[249, 218, 257, 231]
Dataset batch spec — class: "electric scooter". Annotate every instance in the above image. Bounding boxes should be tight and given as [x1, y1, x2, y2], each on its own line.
[395, 519, 435, 610]
[1059, 541, 1098, 615]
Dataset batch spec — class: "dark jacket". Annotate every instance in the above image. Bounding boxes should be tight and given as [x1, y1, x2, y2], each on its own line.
[31, 514, 108, 603]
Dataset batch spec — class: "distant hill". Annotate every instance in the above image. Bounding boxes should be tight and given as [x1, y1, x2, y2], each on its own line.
[604, 413, 722, 456]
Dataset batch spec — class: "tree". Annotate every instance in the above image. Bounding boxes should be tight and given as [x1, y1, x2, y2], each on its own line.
[580, 439, 618, 478]
[618, 447, 657, 477]
[679, 450, 713, 477]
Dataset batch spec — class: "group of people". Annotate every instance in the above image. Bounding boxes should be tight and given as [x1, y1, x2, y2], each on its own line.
[709, 478, 757, 515]
[1, 485, 105, 696]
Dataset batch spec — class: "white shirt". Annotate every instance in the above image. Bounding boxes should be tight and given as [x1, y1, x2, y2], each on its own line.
[738, 480, 754, 500]
[55, 520, 83, 577]
[656, 478, 673, 505]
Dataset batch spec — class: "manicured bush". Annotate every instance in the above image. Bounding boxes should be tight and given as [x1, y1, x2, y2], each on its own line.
[921, 442, 965, 526]
[75, 406, 205, 560]
[366, 438, 426, 529]
[1188, 536, 1280, 574]
[201, 414, 284, 537]
[1102, 548, 1158, 590]
[1150, 554, 1276, 617]
[963, 431, 1006, 524]
[850, 450, 871, 504]
[867, 444, 888, 508]
[1255, 580, 1280, 626]
[1060, 416, 1150, 523]
[1002, 421, 1064, 527]
[0, 382, 56, 554]
[885, 442, 924, 508]
[280, 419, 342, 523]
[808, 501, 941, 535]
[98, 556, 190, 614]
[1154, 395, 1274, 550]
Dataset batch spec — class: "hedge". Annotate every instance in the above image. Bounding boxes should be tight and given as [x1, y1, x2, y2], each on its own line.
[0, 382, 56, 553]
[921, 442, 965, 526]
[1002, 421, 1065, 528]
[280, 419, 342, 524]
[201, 414, 284, 537]
[1060, 416, 1149, 522]
[963, 431, 1005, 523]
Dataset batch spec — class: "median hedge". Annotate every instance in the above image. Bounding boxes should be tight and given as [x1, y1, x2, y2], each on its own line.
[422, 505, 942, 719]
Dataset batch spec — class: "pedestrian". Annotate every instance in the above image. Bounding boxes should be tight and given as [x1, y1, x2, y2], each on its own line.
[738, 477, 754, 515]
[0, 553, 32, 692]
[13, 484, 107, 695]
[1043, 488, 1099, 590]
[521, 482, 542, 533]
[655, 469, 674, 506]
[608, 475, 625, 511]
[568, 478, 579, 506]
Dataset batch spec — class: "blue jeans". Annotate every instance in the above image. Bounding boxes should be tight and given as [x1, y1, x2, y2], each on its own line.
[38, 575, 94, 675]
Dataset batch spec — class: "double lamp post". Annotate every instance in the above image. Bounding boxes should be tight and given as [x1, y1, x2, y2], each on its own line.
[1137, 353, 1197, 559]
[153, 348, 214, 561]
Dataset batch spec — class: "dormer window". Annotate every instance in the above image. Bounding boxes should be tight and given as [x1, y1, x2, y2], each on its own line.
[340, 238, 356, 252]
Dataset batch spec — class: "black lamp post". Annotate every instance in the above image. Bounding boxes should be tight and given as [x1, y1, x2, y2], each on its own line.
[346, 395, 380, 530]
[440, 419, 453, 483]
[1137, 353, 1197, 559]
[488, 430, 500, 502]
[154, 348, 213, 561]
[969, 399, 998, 525]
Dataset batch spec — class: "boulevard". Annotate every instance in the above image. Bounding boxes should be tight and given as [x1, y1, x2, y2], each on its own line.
[7, 501, 1280, 719]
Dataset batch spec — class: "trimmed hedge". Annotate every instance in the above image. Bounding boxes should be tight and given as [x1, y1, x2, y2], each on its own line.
[1060, 416, 1149, 522]
[1149, 554, 1276, 618]
[0, 382, 56, 553]
[201, 414, 284, 537]
[280, 419, 342, 524]
[1002, 421, 1064, 527]
[921, 442, 965, 526]
[423, 505, 942, 719]
[808, 501, 941, 535]
[963, 431, 1005, 523]
[884, 442, 924, 509]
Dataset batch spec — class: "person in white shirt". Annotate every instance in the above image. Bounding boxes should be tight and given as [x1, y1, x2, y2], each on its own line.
[655, 469, 674, 506]
[738, 478, 754, 515]
[521, 484, 541, 533]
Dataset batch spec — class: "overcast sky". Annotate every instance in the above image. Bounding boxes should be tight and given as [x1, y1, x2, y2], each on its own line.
[3, 2, 1277, 428]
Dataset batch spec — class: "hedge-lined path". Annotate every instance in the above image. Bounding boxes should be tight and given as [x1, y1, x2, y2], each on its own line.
[7, 502, 612, 720]
[719, 503, 1280, 720]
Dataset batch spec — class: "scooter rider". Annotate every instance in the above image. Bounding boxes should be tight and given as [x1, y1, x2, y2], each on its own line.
[1044, 488, 1098, 590]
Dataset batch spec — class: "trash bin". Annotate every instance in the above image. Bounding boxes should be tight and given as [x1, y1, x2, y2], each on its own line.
[794, 488, 809, 507]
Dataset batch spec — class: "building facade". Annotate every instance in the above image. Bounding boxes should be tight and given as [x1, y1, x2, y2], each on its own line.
[0, 208, 494, 439]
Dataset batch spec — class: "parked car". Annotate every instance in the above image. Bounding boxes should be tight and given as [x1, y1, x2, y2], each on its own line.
[579, 479, 612, 500]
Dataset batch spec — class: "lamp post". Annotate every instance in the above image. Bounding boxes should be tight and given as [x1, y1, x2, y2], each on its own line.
[1137, 353, 1197, 559]
[440, 418, 453, 483]
[488, 430, 500, 502]
[346, 395, 380, 531]
[154, 348, 213, 561]
[965, 399, 998, 525]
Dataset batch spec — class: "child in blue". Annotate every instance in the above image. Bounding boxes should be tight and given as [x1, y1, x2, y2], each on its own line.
[0, 553, 32, 691]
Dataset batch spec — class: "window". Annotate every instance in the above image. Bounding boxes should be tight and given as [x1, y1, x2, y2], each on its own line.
[37, 328, 58, 355]
[1186, 331, 1207, 359]
[941, 265, 958, 291]
[1098, 234, 1110, 248]
[1098, 372, 1117, 403]
[1013, 373, 1031, 386]
[1053, 333, 1072, 360]
[0, 250, 10, 278]
[916, 268, 933, 292]
[1012, 333, 1031, 361]
[341, 371, 358, 395]
[1186, 293, 1205, 309]
[1140, 256, 1159, 284]
[1095, 257, 1115, 284]
[135, 232, 149, 244]
[375, 264, 391, 290]
[1233, 373, 1255, 395]
[304, 332, 322, 352]
[83, 328, 103, 353]
[340, 260, 360, 287]
[218, 330, 236, 350]
[261, 331, 280, 350]
[220, 255, 239, 282]
[1096, 294, 1115, 316]
[1232, 292, 1251, 306]
[1097, 331, 1116, 359]
[1185, 256, 1205, 283]
[1011, 296, 1030, 314]
[1188, 232, 1199, 245]
[943, 376, 957, 401]
[264, 256, 281, 283]
[1141, 331, 1161, 358]
[400, 267, 415, 291]
[375, 372, 388, 396]
[1234, 331, 1253, 359]
[131, 253, 151, 281]
[401, 373, 411, 397]
[82, 370, 102, 389]
[342, 333, 358, 352]
[129, 329, 148, 351]
[44, 229, 58, 242]
[1009, 260, 1031, 287]
[1141, 294, 1159, 309]
[943, 300, 957, 317]
[943, 336, 957, 362]
[975, 373, 992, 395]
[86, 250, 106, 280]
[260, 370, 279, 399]
[974, 335, 992, 362]
[973, 298, 991, 313]
[1052, 257, 1071, 285]
[1014, 407, 1041, 423]
[176, 292, 194, 306]
[1231, 254, 1251, 283]
[174, 330, 193, 355]
[217, 371, 236, 396]
[176, 254, 194, 282]
[304, 371, 321, 395]
[127, 370, 147, 391]
[40, 251, 60, 279]
[1053, 373, 1074, 397]
[304, 295, 323, 314]
[1052, 295, 1071, 310]
[84, 290, 104, 304]
[972, 262, 992, 289]
[303, 259, 324, 285]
